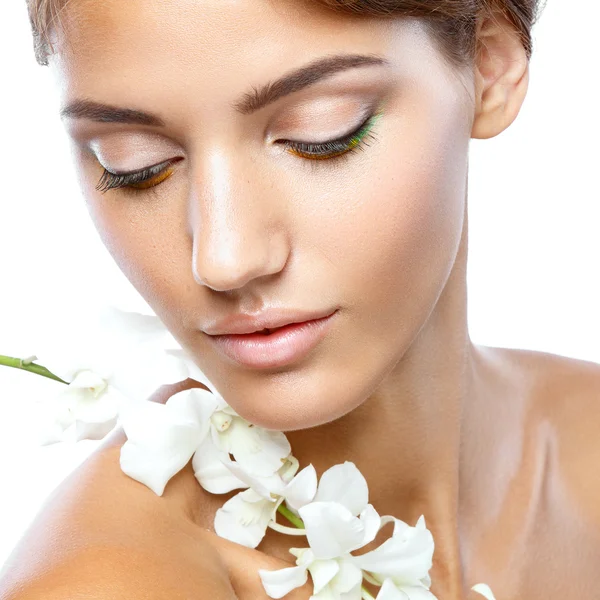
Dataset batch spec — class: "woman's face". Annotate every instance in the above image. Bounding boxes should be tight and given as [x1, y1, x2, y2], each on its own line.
[51, 0, 475, 430]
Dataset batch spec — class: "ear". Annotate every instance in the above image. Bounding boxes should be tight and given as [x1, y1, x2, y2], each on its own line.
[471, 11, 530, 139]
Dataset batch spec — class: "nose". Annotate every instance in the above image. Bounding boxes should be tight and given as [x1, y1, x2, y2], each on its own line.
[190, 151, 289, 292]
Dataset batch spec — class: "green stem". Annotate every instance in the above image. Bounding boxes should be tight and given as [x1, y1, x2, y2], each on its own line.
[276, 503, 305, 529]
[0, 355, 69, 384]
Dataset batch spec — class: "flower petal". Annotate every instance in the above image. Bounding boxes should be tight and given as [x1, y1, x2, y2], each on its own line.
[120, 433, 200, 496]
[95, 305, 173, 346]
[71, 385, 124, 424]
[351, 518, 434, 584]
[192, 437, 248, 494]
[311, 587, 338, 600]
[227, 419, 292, 477]
[214, 490, 279, 548]
[119, 399, 207, 496]
[36, 394, 75, 445]
[307, 559, 339, 594]
[340, 586, 363, 600]
[67, 369, 107, 392]
[299, 501, 368, 560]
[37, 422, 70, 446]
[283, 464, 318, 512]
[73, 417, 118, 441]
[376, 579, 410, 600]
[166, 387, 220, 429]
[314, 462, 368, 516]
[259, 565, 309, 599]
[400, 586, 438, 600]
[358, 504, 382, 547]
[221, 457, 286, 499]
[328, 559, 363, 596]
[110, 349, 190, 401]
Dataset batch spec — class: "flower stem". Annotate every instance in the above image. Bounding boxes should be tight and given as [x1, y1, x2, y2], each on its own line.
[0, 355, 68, 384]
[267, 521, 308, 536]
[276, 503, 305, 529]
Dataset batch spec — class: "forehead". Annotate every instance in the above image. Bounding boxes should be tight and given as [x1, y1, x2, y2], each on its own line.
[49, 0, 455, 132]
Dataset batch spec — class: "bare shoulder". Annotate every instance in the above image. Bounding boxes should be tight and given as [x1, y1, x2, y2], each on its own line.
[487, 344, 600, 521]
[495, 345, 600, 432]
[0, 378, 307, 600]
[476, 345, 600, 598]
[0, 379, 236, 599]
[1, 539, 235, 600]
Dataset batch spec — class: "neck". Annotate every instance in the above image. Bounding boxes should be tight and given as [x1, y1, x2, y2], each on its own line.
[285, 199, 490, 598]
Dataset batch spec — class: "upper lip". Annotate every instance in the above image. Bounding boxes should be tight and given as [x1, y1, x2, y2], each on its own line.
[202, 308, 337, 335]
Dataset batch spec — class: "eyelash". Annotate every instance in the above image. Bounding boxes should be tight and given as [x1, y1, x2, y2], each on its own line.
[95, 110, 383, 196]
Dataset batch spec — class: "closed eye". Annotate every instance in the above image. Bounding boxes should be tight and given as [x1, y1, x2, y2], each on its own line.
[94, 110, 382, 195]
[280, 110, 382, 161]
[95, 158, 180, 194]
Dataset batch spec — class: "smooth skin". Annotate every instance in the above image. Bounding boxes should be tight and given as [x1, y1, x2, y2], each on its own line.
[3, 0, 600, 598]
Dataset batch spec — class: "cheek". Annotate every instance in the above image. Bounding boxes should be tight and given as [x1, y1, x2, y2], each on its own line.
[301, 99, 469, 337]
[78, 168, 194, 325]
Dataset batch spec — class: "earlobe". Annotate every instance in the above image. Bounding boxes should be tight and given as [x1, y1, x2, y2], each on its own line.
[470, 12, 530, 140]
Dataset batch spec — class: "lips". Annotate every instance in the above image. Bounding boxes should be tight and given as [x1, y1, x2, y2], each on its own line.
[219, 318, 322, 338]
[253, 323, 297, 335]
[205, 312, 338, 369]
[202, 308, 337, 336]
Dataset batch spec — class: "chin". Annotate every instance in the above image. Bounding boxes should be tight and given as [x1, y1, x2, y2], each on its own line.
[206, 358, 373, 432]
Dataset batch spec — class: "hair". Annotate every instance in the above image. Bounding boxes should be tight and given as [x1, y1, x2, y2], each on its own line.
[26, 0, 544, 70]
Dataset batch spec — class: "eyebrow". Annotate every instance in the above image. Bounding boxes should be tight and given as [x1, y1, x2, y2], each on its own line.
[60, 53, 390, 125]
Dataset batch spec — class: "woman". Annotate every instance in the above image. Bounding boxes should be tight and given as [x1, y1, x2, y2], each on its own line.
[2, 0, 599, 598]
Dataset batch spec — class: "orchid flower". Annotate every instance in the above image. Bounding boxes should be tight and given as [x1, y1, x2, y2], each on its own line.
[261, 546, 365, 600]
[351, 515, 435, 599]
[36, 368, 127, 444]
[258, 462, 385, 598]
[119, 386, 291, 496]
[213, 461, 315, 548]
[208, 406, 292, 478]
[259, 511, 432, 600]
[217, 461, 379, 551]
[34, 305, 188, 444]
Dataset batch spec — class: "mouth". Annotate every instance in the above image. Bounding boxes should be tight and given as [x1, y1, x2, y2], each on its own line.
[255, 323, 297, 335]
[206, 311, 338, 369]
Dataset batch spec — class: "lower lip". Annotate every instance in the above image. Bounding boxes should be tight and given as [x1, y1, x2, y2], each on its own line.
[206, 311, 337, 369]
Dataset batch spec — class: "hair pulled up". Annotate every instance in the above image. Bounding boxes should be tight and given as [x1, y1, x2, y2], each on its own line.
[26, 0, 544, 69]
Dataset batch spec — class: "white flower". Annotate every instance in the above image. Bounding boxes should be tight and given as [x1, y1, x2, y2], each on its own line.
[119, 386, 213, 495]
[191, 392, 291, 491]
[208, 408, 291, 478]
[119, 386, 291, 496]
[214, 460, 315, 548]
[261, 547, 364, 600]
[351, 515, 436, 599]
[258, 462, 382, 598]
[37, 369, 127, 444]
[35, 305, 189, 444]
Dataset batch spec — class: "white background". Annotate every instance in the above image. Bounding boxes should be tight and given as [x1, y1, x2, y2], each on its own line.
[1, 0, 599, 570]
